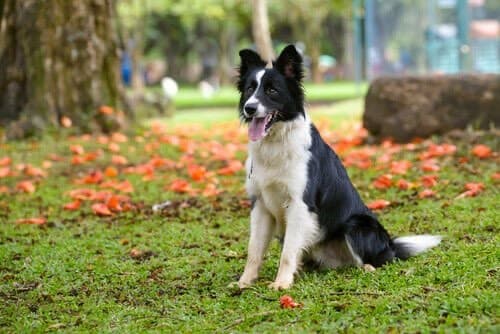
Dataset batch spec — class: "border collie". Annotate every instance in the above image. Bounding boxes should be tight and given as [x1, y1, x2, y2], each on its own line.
[236, 45, 441, 290]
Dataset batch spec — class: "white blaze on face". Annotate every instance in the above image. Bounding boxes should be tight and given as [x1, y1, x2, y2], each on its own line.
[244, 69, 266, 118]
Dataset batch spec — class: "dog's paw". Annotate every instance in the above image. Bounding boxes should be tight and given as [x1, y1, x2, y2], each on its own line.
[268, 280, 293, 290]
[237, 279, 254, 289]
[363, 264, 376, 272]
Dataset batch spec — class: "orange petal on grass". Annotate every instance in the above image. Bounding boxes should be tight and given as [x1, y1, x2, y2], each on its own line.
[367, 199, 391, 210]
[373, 174, 393, 189]
[0, 156, 12, 166]
[106, 195, 123, 212]
[280, 295, 302, 309]
[168, 179, 192, 193]
[111, 155, 128, 165]
[418, 189, 436, 199]
[63, 200, 81, 211]
[420, 160, 440, 172]
[420, 175, 438, 188]
[0, 185, 9, 194]
[492, 173, 500, 180]
[104, 166, 118, 178]
[16, 180, 36, 193]
[472, 144, 492, 159]
[456, 182, 485, 199]
[202, 183, 222, 197]
[16, 217, 47, 225]
[92, 203, 113, 216]
[187, 164, 207, 181]
[70, 144, 85, 155]
[0, 167, 10, 178]
[217, 160, 244, 175]
[390, 160, 412, 175]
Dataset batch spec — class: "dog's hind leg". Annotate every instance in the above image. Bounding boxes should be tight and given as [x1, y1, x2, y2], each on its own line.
[270, 201, 319, 290]
[238, 199, 275, 289]
[344, 215, 396, 268]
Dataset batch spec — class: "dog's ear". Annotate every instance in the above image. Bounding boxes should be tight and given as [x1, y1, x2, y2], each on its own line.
[238, 49, 266, 77]
[275, 44, 303, 81]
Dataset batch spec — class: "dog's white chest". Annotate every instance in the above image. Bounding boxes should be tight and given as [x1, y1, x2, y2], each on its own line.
[246, 119, 312, 223]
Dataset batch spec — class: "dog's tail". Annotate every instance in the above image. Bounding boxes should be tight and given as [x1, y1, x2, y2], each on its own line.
[392, 235, 442, 260]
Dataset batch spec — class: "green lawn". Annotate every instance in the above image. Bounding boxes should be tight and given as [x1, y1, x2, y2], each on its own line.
[0, 102, 498, 332]
[166, 81, 367, 109]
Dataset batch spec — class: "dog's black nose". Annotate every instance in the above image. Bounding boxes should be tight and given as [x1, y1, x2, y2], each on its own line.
[244, 103, 258, 116]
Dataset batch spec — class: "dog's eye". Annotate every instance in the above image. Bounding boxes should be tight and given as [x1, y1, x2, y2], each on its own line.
[246, 86, 254, 94]
[266, 87, 277, 95]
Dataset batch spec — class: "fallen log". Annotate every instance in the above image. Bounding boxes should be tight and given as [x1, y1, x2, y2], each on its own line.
[363, 74, 500, 142]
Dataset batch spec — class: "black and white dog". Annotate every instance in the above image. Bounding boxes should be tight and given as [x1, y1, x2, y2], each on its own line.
[237, 45, 441, 290]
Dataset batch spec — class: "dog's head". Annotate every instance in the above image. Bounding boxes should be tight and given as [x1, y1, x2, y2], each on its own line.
[237, 45, 305, 142]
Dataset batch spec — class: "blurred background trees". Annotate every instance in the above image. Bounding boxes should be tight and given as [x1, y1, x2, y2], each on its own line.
[1, 0, 498, 138]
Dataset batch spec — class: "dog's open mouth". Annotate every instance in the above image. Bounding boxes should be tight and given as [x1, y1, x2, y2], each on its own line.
[248, 112, 276, 141]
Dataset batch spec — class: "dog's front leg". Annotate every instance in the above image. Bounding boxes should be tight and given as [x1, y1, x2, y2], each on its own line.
[270, 201, 318, 290]
[238, 200, 274, 289]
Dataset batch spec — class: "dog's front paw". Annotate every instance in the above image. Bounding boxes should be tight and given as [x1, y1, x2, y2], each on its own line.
[268, 279, 293, 290]
[237, 278, 254, 289]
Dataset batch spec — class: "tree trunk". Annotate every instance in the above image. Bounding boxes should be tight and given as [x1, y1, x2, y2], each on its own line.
[251, 0, 274, 63]
[0, 0, 128, 139]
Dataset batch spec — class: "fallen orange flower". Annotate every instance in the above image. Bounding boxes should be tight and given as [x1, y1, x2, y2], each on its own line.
[0, 156, 12, 166]
[104, 166, 118, 178]
[16, 180, 36, 193]
[472, 144, 492, 159]
[367, 199, 391, 210]
[420, 160, 440, 172]
[111, 155, 128, 165]
[418, 189, 436, 199]
[188, 164, 207, 181]
[280, 295, 302, 309]
[16, 217, 47, 225]
[106, 195, 123, 212]
[0, 167, 10, 178]
[456, 182, 485, 199]
[390, 160, 412, 175]
[63, 200, 81, 211]
[421, 175, 438, 188]
[168, 179, 192, 193]
[92, 203, 113, 216]
[217, 160, 244, 175]
[373, 174, 393, 189]
[70, 144, 85, 155]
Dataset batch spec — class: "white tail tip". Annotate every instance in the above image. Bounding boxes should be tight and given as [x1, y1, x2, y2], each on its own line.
[393, 235, 442, 256]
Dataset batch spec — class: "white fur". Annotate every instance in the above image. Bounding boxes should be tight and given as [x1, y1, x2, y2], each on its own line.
[393, 235, 442, 255]
[239, 114, 321, 289]
[243, 70, 266, 117]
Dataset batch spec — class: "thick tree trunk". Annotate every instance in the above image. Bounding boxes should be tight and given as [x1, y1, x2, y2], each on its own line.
[251, 0, 274, 63]
[0, 0, 128, 139]
[363, 75, 500, 142]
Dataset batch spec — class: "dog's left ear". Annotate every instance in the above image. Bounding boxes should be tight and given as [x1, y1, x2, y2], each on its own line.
[275, 44, 303, 81]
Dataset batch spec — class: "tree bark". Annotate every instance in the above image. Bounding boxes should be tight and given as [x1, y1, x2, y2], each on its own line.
[0, 0, 128, 139]
[251, 0, 274, 63]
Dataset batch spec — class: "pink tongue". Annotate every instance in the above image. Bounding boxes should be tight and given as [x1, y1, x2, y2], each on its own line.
[248, 117, 267, 141]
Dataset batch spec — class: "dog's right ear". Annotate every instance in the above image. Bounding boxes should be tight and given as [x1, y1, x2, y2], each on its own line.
[238, 49, 266, 78]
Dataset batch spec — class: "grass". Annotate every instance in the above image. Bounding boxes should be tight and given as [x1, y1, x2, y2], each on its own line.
[0, 100, 499, 333]
[161, 81, 367, 109]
